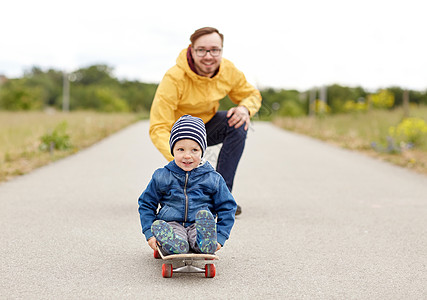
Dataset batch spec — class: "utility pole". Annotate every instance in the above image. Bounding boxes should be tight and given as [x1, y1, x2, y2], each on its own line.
[62, 71, 70, 112]
[320, 85, 327, 103]
[320, 85, 328, 114]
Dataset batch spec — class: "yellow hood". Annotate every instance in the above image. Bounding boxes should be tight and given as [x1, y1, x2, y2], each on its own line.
[149, 48, 262, 161]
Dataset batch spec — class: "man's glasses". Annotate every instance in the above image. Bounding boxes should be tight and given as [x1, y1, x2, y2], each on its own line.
[194, 48, 222, 57]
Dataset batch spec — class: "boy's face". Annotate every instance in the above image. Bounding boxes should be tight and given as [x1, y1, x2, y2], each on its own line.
[173, 139, 202, 171]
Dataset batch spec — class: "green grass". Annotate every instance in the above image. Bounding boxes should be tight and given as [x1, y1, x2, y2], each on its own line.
[0, 110, 145, 182]
[273, 105, 427, 176]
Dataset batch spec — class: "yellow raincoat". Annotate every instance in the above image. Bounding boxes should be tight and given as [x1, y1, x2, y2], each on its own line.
[149, 48, 262, 161]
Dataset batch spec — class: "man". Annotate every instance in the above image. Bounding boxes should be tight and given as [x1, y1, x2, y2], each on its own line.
[149, 27, 262, 215]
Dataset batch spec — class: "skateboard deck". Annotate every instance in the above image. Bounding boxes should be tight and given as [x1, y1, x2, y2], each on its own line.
[154, 246, 218, 278]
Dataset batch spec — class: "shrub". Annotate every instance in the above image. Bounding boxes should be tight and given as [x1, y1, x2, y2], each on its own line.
[278, 100, 305, 117]
[343, 100, 368, 113]
[389, 117, 427, 147]
[310, 99, 331, 116]
[39, 121, 72, 152]
[370, 90, 394, 109]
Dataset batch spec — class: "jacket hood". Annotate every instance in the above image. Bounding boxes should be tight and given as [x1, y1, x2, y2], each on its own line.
[165, 160, 215, 176]
[176, 47, 223, 82]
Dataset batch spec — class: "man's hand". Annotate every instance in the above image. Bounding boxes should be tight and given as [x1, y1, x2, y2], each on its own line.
[148, 237, 158, 251]
[216, 243, 222, 252]
[227, 106, 250, 130]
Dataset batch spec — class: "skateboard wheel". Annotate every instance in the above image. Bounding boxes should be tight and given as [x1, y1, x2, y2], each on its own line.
[162, 263, 173, 278]
[153, 249, 161, 259]
[205, 263, 216, 278]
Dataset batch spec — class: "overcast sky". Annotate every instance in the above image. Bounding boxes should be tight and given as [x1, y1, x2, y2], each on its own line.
[1, 0, 426, 91]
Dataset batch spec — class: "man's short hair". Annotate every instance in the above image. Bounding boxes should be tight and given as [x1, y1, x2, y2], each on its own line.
[190, 27, 224, 46]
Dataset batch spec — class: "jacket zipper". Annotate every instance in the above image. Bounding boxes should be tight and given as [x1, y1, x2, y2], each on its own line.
[183, 172, 189, 226]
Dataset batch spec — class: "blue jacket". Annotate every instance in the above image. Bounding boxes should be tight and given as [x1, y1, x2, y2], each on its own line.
[138, 160, 237, 246]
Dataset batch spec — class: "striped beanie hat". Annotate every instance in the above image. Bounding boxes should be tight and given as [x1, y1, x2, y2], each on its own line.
[169, 115, 207, 157]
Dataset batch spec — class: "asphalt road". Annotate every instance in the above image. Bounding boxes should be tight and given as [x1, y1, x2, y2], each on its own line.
[1, 121, 426, 299]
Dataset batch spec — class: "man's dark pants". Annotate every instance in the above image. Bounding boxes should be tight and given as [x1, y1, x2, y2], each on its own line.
[205, 111, 247, 192]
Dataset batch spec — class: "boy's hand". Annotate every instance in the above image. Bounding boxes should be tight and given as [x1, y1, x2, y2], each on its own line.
[216, 243, 222, 252]
[148, 237, 158, 251]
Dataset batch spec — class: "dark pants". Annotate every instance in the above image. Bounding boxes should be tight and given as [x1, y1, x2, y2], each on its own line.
[205, 111, 247, 192]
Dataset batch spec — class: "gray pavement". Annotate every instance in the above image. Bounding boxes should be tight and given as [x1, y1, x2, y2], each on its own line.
[1, 120, 426, 299]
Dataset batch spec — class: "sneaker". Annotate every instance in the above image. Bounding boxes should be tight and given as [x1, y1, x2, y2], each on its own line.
[151, 220, 189, 254]
[195, 210, 217, 254]
[235, 204, 242, 216]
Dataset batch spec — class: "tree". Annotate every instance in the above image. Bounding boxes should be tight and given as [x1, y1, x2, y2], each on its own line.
[23, 67, 63, 107]
[327, 84, 366, 113]
[118, 80, 157, 112]
[72, 65, 118, 86]
[260, 88, 306, 118]
[0, 79, 44, 110]
[386, 87, 404, 107]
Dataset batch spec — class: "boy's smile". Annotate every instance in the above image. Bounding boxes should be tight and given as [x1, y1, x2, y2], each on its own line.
[173, 139, 202, 171]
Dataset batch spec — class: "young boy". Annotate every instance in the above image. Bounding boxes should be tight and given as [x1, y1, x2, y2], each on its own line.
[138, 115, 237, 254]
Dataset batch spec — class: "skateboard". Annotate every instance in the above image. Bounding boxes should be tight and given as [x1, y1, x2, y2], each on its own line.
[153, 246, 218, 278]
